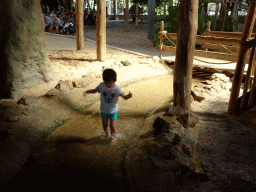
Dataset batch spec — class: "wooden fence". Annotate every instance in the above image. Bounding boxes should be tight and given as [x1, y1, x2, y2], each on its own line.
[158, 11, 256, 116]
[159, 21, 254, 65]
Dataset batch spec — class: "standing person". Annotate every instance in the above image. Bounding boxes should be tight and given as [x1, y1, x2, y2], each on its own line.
[84, 69, 132, 143]
[106, 6, 108, 20]
[45, 4, 50, 16]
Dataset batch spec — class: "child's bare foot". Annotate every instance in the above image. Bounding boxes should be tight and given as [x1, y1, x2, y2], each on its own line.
[111, 135, 117, 145]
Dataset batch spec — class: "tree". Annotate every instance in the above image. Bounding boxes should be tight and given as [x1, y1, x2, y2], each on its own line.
[0, 0, 54, 99]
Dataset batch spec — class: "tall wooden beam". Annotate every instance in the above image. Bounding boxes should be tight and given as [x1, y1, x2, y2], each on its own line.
[147, 0, 155, 39]
[228, 1, 256, 115]
[76, 0, 85, 50]
[96, 0, 106, 62]
[173, 0, 199, 111]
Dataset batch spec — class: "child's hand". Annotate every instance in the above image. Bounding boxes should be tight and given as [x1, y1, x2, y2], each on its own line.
[128, 92, 132, 98]
[125, 91, 132, 100]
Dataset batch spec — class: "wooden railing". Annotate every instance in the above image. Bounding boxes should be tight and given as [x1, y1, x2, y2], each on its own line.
[158, 21, 255, 64]
[158, 17, 256, 115]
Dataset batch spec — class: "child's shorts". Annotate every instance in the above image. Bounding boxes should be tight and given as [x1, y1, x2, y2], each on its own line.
[101, 112, 118, 120]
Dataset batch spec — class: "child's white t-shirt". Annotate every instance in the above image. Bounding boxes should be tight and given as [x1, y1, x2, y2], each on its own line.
[95, 82, 125, 114]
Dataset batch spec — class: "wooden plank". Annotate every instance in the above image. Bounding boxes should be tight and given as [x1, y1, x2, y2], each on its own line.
[165, 33, 241, 46]
[205, 31, 255, 39]
[201, 43, 240, 53]
[162, 45, 250, 63]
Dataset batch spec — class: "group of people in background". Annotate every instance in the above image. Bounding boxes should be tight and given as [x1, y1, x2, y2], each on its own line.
[42, 4, 76, 34]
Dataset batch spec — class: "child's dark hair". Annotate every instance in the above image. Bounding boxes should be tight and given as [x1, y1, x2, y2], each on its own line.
[103, 69, 117, 82]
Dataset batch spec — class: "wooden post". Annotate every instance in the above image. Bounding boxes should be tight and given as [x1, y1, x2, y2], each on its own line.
[215, 2, 219, 19]
[240, 38, 256, 109]
[159, 21, 166, 58]
[147, 0, 155, 39]
[114, 0, 117, 20]
[76, 0, 85, 50]
[207, 21, 211, 31]
[173, 0, 199, 111]
[135, 3, 139, 27]
[228, 1, 256, 115]
[248, 59, 256, 108]
[125, 0, 129, 27]
[96, 0, 106, 61]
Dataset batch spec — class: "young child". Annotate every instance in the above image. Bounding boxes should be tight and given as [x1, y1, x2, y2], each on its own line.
[85, 69, 132, 142]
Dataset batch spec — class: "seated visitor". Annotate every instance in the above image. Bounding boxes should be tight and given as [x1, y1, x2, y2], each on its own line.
[49, 15, 63, 34]
[50, 11, 56, 18]
[44, 13, 52, 31]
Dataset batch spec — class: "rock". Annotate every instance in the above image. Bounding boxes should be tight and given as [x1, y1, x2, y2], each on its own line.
[0, 101, 26, 116]
[221, 83, 231, 90]
[6, 114, 19, 122]
[147, 142, 178, 160]
[23, 98, 44, 115]
[45, 88, 60, 98]
[210, 73, 229, 83]
[187, 172, 209, 182]
[55, 80, 72, 92]
[153, 116, 171, 134]
[183, 129, 195, 147]
[150, 155, 187, 172]
[177, 112, 199, 128]
[191, 90, 205, 102]
[166, 106, 185, 116]
[182, 144, 192, 157]
[72, 75, 95, 88]
[155, 132, 181, 145]
[64, 80, 74, 90]
[152, 56, 160, 63]
[17, 96, 39, 106]
[121, 60, 132, 66]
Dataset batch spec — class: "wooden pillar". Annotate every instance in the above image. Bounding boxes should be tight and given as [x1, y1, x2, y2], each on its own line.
[135, 3, 139, 27]
[125, 0, 129, 27]
[173, 0, 199, 111]
[114, 0, 117, 20]
[228, 1, 256, 115]
[96, 0, 106, 61]
[147, 0, 155, 39]
[215, 2, 219, 19]
[76, 0, 85, 50]
[159, 21, 166, 58]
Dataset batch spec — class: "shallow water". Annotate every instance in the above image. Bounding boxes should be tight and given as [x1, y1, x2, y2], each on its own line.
[5, 74, 207, 191]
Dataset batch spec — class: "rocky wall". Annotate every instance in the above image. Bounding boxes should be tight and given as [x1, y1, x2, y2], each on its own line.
[0, 0, 54, 99]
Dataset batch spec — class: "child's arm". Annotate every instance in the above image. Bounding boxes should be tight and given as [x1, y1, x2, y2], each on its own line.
[123, 91, 132, 100]
[84, 89, 97, 95]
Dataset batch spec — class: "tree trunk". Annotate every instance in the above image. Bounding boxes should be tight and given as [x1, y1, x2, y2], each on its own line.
[96, 0, 106, 62]
[173, 0, 199, 111]
[0, 0, 54, 99]
[76, 0, 85, 50]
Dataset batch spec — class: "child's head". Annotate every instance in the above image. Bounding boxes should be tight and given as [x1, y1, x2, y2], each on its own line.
[103, 69, 117, 82]
[103, 69, 117, 88]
